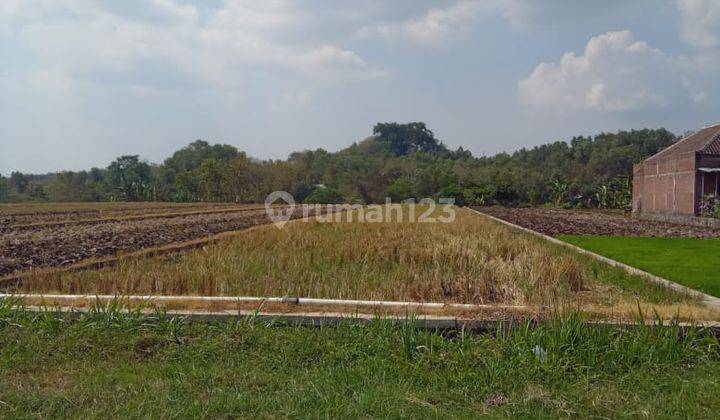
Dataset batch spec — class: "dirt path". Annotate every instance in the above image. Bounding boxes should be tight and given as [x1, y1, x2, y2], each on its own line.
[472, 207, 720, 238]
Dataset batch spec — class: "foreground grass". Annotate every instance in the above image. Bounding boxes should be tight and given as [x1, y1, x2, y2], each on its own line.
[560, 235, 720, 297]
[1, 301, 719, 418]
[19, 208, 691, 309]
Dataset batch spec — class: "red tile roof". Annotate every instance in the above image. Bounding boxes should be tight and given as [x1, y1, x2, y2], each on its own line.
[647, 124, 720, 161]
[702, 135, 720, 155]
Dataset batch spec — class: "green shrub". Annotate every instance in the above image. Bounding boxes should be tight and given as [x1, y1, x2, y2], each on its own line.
[303, 187, 345, 204]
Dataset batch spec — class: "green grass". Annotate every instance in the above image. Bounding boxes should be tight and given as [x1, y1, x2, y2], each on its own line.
[1, 301, 720, 418]
[559, 235, 720, 297]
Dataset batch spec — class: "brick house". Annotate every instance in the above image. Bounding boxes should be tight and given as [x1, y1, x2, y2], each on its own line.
[632, 123, 720, 217]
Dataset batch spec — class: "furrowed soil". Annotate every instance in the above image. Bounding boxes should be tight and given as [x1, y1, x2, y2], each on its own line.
[1, 202, 248, 225]
[473, 207, 720, 238]
[0, 206, 299, 277]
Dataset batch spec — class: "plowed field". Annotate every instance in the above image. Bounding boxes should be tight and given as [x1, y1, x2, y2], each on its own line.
[0, 203, 293, 277]
[472, 207, 720, 238]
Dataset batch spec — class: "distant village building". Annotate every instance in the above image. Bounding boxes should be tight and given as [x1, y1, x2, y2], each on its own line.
[632, 124, 720, 219]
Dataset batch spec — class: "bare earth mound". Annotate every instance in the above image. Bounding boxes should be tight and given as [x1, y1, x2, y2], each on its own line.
[472, 207, 720, 238]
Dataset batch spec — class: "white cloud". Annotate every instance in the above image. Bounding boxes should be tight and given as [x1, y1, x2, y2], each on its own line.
[520, 1, 720, 114]
[287, 45, 389, 80]
[9, 0, 387, 95]
[151, 0, 199, 22]
[357, 0, 490, 47]
[266, 90, 313, 113]
[210, 0, 305, 33]
[519, 30, 690, 112]
[676, 0, 720, 49]
[675, 0, 720, 80]
[0, 0, 30, 37]
[357, 0, 634, 47]
[500, 0, 630, 28]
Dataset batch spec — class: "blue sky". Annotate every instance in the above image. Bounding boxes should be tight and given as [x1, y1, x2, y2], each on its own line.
[2, 0, 720, 173]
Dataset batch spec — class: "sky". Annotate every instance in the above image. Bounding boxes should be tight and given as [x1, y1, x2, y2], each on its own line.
[2, 0, 720, 174]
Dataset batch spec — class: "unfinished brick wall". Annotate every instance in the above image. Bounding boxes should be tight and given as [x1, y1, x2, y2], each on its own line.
[632, 151, 696, 215]
[697, 155, 720, 201]
[633, 125, 720, 218]
[632, 164, 644, 214]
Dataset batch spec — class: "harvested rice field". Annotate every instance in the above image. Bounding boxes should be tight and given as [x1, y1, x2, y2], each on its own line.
[7, 205, 717, 322]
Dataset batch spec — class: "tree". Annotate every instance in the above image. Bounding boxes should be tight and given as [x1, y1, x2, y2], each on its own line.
[25, 182, 48, 201]
[219, 154, 254, 202]
[84, 168, 108, 200]
[0, 124, 679, 209]
[373, 122, 448, 156]
[303, 187, 345, 204]
[9, 172, 29, 194]
[0, 176, 10, 202]
[196, 159, 224, 202]
[386, 177, 418, 202]
[105, 155, 151, 201]
[164, 140, 238, 174]
[549, 178, 569, 207]
[173, 171, 198, 202]
[47, 171, 94, 202]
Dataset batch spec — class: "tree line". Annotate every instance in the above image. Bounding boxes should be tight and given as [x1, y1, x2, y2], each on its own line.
[0, 122, 677, 208]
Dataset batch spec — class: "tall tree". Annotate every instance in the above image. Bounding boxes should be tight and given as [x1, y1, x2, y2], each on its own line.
[105, 155, 151, 201]
[9, 172, 29, 194]
[47, 171, 94, 202]
[373, 122, 448, 156]
[0, 176, 10, 202]
[196, 159, 224, 202]
[164, 140, 238, 174]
